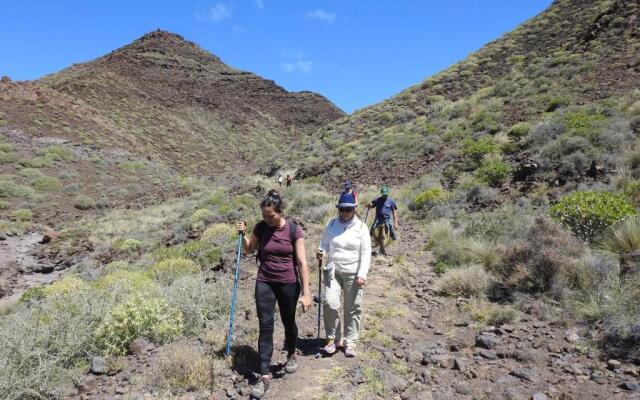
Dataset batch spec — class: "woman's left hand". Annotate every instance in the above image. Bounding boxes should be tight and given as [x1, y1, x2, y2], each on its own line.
[356, 277, 366, 287]
[299, 292, 312, 312]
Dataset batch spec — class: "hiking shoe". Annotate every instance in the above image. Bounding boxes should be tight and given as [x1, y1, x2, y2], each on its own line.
[322, 340, 337, 355]
[284, 355, 298, 374]
[344, 346, 356, 358]
[250, 376, 271, 399]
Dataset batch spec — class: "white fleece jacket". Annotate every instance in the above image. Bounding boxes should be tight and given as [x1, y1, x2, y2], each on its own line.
[318, 216, 372, 279]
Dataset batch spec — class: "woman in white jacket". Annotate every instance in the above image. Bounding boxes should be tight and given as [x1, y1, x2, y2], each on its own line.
[316, 192, 371, 357]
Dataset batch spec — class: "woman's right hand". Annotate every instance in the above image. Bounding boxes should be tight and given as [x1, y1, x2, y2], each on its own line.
[235, 220, 247, 234]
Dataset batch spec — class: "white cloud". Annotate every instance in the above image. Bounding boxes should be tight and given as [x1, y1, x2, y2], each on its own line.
[307, 9, 336, 24]
[255, 0, 265, 10]
[196, 3, 232, 22]
[281, 60, 314, 73]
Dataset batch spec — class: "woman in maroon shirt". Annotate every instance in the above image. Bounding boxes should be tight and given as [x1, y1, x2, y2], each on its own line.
[236, 190, 311, 399]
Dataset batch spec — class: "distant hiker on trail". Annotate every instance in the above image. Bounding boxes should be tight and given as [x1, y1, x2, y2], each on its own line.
[342, 180, 357, 204]
[286, 174, 292, 188]
[235, 190, 312, 399]
[367, 186, 399, 256]
[316, 192, 371, 358]
[277, 174, 284, 188]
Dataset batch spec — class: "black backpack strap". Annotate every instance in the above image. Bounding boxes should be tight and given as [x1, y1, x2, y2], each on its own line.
[254, 221, 266, 265]
[289, 221, 298, 266]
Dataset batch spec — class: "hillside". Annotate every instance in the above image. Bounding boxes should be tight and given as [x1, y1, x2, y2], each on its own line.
[296, 0, 640, 188]
[0, 30, 343, 228]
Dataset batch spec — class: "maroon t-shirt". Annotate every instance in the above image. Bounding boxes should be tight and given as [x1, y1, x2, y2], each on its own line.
[253, 221, 304, 283]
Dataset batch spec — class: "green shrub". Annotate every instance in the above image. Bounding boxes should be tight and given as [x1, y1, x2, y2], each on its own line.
[32, 175, 62, 192]
[461, 137, 497, 162]
[563, 111, 607, 140]
[550, 191, 636, 242]
[95, 295, 183, 355]
[11, 209, 33, 222]
[44, 145, 75, 161]
[414, 188, 450, 209]
[0, 151, 19, 164]
[507, 122, 530, 140]
[0, 178, 36, 199]
[0, 143, 13, 152]
[18, 168, 44, 179]
[73, 194, 96, 210]
[148, 258, 200, 285]
[112, 238, 142, 254]
[95, 270, 158, 299]
[22, 276, 92, 302]
[476, 160, 512, 187]
[189, 209, 215, 228]
[381, 112, 394, 122]
[19, 156, 54, 168]
[0, 200, 9, 210]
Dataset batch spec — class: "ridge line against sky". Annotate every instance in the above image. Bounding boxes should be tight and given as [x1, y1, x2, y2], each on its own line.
[1, 1, 552, 113]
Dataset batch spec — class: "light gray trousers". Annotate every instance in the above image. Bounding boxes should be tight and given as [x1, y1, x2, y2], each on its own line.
[322, 269, 364, 348]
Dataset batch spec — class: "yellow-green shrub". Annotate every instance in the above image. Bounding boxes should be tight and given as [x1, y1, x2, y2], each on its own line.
[476, 160, 512, 187]
[32, 176, 62, 192]
[95, 270, 158, 298]
[414, 188, 450, 209]
[11, 209, 33, 222]
[148, 258, 199, 285]
[95, 295, 183, 355]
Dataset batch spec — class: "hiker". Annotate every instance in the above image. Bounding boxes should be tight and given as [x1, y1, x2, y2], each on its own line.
[342, 180, 357, 204]
[367, 186, 399, 256]
[316, 192, 371, 358]
[277, 174, 284, 188]
[286, 174, 292, 188]
[235, 190, 312, 399]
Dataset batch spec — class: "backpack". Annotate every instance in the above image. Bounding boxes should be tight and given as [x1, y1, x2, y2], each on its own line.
[254, 220, 298, 266]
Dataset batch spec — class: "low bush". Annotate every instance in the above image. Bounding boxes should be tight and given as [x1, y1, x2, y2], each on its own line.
[413, 187, 450, 210]
[162, 275, 230, 335]
[435, 264, 491, 297]
[498, 217, 586, 293]
[19, 168, 44, 179]
[32, 175, 62, 192]
[149, 342, 214, 391]
[476, 159, 512, 187]
[550, 191, 636, 242]
[11, 208, 33, 222]
[148, 258, 200, 286]
[507, 122, 530, 140]
[73, 194, 96, 210]
[95, 294, 183, 355]
[461, 137, 497, 163]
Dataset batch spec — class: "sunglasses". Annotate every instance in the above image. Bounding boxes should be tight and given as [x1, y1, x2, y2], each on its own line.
[338, 207, 355, 212]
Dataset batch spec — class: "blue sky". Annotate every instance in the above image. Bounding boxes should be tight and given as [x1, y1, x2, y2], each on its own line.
[1, 1, 552, 113]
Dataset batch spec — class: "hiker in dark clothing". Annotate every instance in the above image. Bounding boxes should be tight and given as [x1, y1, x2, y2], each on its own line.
[235, 190, 311, 399]
[367, 186, 399, 255]
[286, 174, 292, 188]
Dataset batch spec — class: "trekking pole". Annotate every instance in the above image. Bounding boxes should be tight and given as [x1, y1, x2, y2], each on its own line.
[225, 231, 244, 357]
[364, 206, 370, 224]
[314, 252, 324, 358]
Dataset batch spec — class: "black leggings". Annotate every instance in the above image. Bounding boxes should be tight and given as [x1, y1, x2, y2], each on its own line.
[255, 281, 300, 375]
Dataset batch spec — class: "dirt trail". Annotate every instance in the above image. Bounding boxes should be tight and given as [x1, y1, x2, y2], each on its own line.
[256, 222, 637, 400]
